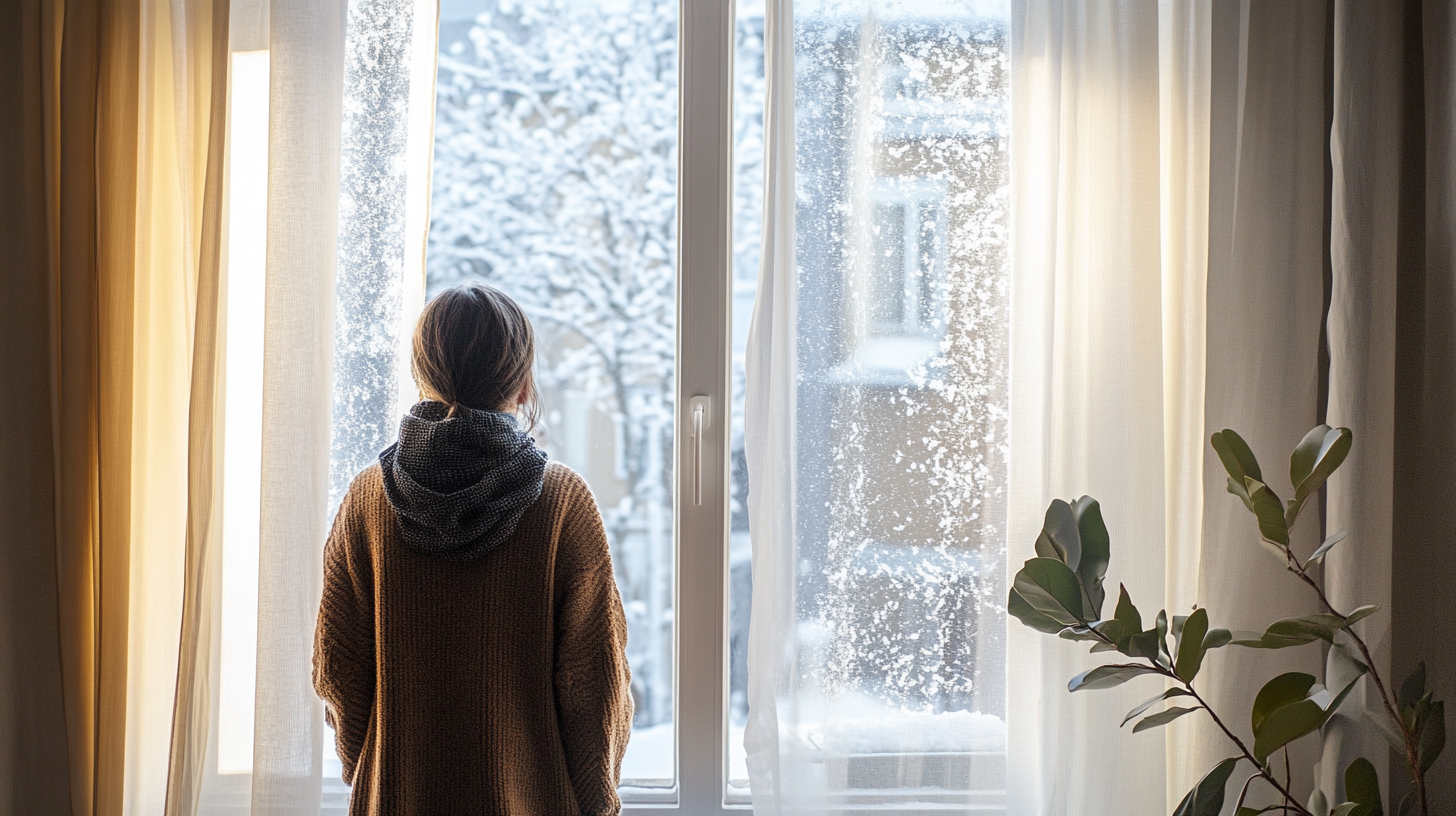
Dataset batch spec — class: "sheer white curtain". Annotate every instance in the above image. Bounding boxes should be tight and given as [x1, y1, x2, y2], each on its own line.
[1006, 2, 1209, 812]
[742, 1, 1336, 813]
[742, 0, 795, 808]
[167, 0, 436, 814]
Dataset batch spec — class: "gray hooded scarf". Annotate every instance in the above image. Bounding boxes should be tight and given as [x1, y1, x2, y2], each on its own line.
[379, 400, 548, 561]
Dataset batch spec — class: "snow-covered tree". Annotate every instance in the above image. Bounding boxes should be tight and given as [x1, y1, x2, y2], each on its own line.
[427, 0, 679, 728]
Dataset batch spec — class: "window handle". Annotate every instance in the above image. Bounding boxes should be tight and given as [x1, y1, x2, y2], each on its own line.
[689, 396, 711, 506]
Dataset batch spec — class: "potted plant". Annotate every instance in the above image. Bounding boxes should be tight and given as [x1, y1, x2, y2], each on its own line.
[1007, 426, 1445, 815]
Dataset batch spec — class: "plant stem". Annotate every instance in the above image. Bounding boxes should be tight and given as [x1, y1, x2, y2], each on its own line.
[1283, 747, 1291, 812]
[1182, 683, 1314, 816]
[1285, 550, 1429, 816]
[1081, 626, 1314, 815]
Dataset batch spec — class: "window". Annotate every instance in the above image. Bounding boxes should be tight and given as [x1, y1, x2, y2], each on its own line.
[211, 0, 1007, 811]
[430, 0, 681, 796]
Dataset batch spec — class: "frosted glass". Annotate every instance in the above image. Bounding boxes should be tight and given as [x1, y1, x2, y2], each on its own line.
[732, 0, 1010, 804]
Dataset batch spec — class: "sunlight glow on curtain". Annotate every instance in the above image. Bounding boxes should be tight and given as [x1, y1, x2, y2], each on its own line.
[1007, 2, 1209, 812]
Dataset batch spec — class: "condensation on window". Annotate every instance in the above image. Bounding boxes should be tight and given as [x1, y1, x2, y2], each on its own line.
[793, 0, 1011, 795]
[322, 0, 434, 792]
[332, 0, 418, 513]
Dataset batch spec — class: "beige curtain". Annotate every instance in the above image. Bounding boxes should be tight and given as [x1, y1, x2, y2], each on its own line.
[0, 0, 229, 814]
[1193, 0, 1330, 804]
[1011, 0, 1455, 810]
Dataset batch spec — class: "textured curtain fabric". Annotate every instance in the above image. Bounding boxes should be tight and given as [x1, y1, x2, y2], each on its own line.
[741, 0, 796, 809]
[1191, 0, 1331, 805]
[0, 1, 78, 813]
[1391, 1, 1456, 805]
[1006, 2, 1209, 812]
[1333, 0, 1456, 807]
[0, 0, 230, 815]
[248, 0, 348, 809]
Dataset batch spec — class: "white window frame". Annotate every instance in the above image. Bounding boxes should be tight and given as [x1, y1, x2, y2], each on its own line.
[649, 0, 740, 811]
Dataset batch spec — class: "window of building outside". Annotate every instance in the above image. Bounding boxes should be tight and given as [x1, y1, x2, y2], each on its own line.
[213, 0, 1007, 810]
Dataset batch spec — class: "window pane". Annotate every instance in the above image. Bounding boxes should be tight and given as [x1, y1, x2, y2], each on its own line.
[429, 0, 679, 791]
[729, 0, 1009, 804]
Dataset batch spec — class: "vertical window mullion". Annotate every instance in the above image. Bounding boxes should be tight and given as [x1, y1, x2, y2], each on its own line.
[666, 0, 734, 812]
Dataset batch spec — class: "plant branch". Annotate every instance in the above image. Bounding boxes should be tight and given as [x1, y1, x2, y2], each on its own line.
[1181, 683, 1313, 816]
[1283, 747, 1291, 813]
[1285, 547, 1429, 816]
[1082, 626, 1314, 816]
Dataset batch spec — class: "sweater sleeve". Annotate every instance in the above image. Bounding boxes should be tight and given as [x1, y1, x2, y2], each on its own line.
[312, 473, 377, 785]
[553, 473, 634, 816]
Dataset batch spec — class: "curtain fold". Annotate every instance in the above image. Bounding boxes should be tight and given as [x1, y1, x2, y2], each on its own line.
[741, 0, 796, 809]
[250, 0, 347, 812]
[1322, 0, 1404, 799]
[0, 0, 74, 812]
[164, 0, 233, 811]
[1192, 0, 1330, 804]
[1390, 1, 1456, 805]
[1007, 2, 1184, 812]
[2, 0, 231, 814]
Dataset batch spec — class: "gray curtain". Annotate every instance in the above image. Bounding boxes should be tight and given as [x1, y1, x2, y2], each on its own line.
[1207, 0, 1455, 808]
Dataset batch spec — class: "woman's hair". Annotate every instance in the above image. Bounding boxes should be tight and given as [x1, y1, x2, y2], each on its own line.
[412, 283, 540, 428]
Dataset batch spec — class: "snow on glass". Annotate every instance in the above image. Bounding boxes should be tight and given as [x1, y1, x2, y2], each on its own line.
[791, 0, 1009, 751]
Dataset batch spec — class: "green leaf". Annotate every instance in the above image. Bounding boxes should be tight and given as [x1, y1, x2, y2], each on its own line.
[1113, 584, 1142, 641]
[1344, 605, 1379, 626]
[1121, 687, 1193, 727]
[1232, 614, 1347, 648]
[1344, 757, 1383, 816]
[1087, 617, 1132, 646]
[1290, 425, 1353, 505]
[1171, 757, 1241, 816]
[1238, 808, 1279, 816]
[1071, 496, 1110, 619]
[1256, 536, 1290, 565]
[1203, 628, 1232, 650]
[1418, 699, 1444, 773]
[1007, 587, 1066, 634]
[1067, 663, 1161, 693]
[1252, 673, 1318, 735]
[1156, 609, 1170, 661]
[1331, 804, 1361, 816]
[1399, 662, 1427, 710]
[1212, 430, 1262, 483]
[1035, 499, 1081, 567]
[1398, 791, 1419, 816]
[1058, 624, 1101, 642]
[1175, 608, 1210, 682]
[1227, 476, 1256, 513]
[1245, 477, 1290, 547]
[1252, 672, 1365, 764]
[1013, 558, 1088, 626]
[1306, 530, 1348, 568]
[1133, 705, 1201, 733]
[1125, 628, 1163, 662]
[1308, 789, 1329, 816]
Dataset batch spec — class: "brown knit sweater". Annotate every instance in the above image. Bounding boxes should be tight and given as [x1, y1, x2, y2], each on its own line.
[313, 461, 633, 816]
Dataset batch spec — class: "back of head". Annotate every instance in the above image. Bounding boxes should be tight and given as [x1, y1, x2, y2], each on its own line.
[412, 282, 539, 428]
